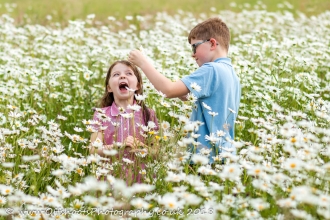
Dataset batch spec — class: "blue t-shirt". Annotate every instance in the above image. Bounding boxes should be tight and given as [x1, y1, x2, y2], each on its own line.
[181, 57, 241, 162]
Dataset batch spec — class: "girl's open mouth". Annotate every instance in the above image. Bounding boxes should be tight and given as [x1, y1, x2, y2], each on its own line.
[119, 82, 128, 91]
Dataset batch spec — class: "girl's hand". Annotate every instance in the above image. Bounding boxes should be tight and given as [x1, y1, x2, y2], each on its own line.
[124, 136, 143, 149]
[103, 145, 113, 150]
[128, 50, 148, 68]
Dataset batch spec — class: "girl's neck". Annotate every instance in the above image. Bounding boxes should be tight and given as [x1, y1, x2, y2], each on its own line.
[113, 97, 134, 110]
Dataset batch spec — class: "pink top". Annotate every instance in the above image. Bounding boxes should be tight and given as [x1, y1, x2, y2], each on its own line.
[92, 102, 158, 184]
[92, 102, 158, 146]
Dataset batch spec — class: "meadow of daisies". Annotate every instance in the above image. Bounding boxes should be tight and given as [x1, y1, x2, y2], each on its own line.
[0, 1, 330, 219]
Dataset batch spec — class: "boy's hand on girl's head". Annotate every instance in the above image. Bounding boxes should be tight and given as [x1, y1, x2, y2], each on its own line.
[128, 50, 147, 68]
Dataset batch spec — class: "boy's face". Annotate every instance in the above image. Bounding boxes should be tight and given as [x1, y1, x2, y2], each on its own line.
[191, 39, 212, 67]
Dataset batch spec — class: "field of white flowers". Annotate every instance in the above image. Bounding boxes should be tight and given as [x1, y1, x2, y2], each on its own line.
[0, 4, 330, 220]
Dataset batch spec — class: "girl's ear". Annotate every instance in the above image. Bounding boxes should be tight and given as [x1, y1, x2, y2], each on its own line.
[136, 82, 141, 91]
[107, 85, 112, 93]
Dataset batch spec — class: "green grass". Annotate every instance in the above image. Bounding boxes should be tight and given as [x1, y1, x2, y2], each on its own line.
[0, 0, 329, 24]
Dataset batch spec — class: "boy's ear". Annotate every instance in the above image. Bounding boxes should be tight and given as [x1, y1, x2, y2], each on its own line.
[210, 38, 218, 49]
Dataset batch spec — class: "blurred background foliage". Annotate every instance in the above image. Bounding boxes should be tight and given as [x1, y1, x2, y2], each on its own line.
[0, 0, 329, 25]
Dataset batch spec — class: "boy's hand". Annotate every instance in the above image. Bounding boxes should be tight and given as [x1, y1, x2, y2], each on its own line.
[128, 50, 148, 68]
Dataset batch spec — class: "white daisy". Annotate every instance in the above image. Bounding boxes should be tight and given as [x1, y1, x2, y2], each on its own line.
[125, 86, 136, 92]
[190, 82, 201, 92]
[128, 104, 141, 112]
[208, 111, 218, 117]
[202, 102, 212, 110]
[135, 94, 147, 101]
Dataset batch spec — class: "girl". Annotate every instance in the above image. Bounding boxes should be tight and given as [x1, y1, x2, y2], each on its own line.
[90, 60, 158, 184]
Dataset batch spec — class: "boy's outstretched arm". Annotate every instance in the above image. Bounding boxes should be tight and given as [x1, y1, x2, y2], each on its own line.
[128, 50, 189, 98]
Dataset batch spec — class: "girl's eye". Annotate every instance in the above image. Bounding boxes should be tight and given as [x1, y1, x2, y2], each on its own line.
[112, 73, 119, 76]
[127, 72, 133, 75]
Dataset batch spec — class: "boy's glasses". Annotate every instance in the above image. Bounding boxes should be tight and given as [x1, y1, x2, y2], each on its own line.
[191, 39, 210, 54]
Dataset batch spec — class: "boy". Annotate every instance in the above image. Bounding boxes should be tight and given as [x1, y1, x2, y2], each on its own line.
[128, 17, 241, 163]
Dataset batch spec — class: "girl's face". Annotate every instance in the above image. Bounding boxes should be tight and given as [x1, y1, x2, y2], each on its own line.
[107, 63, 140, 101]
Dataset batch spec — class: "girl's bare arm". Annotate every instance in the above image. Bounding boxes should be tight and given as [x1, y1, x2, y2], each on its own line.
[90, 132, 113, 156]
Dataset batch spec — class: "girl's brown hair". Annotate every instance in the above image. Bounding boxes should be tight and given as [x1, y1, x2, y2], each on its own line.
[99, 60, 150, 125]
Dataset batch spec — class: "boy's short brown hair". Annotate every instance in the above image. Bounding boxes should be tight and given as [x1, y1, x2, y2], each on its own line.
[188, 17, 230, 52]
